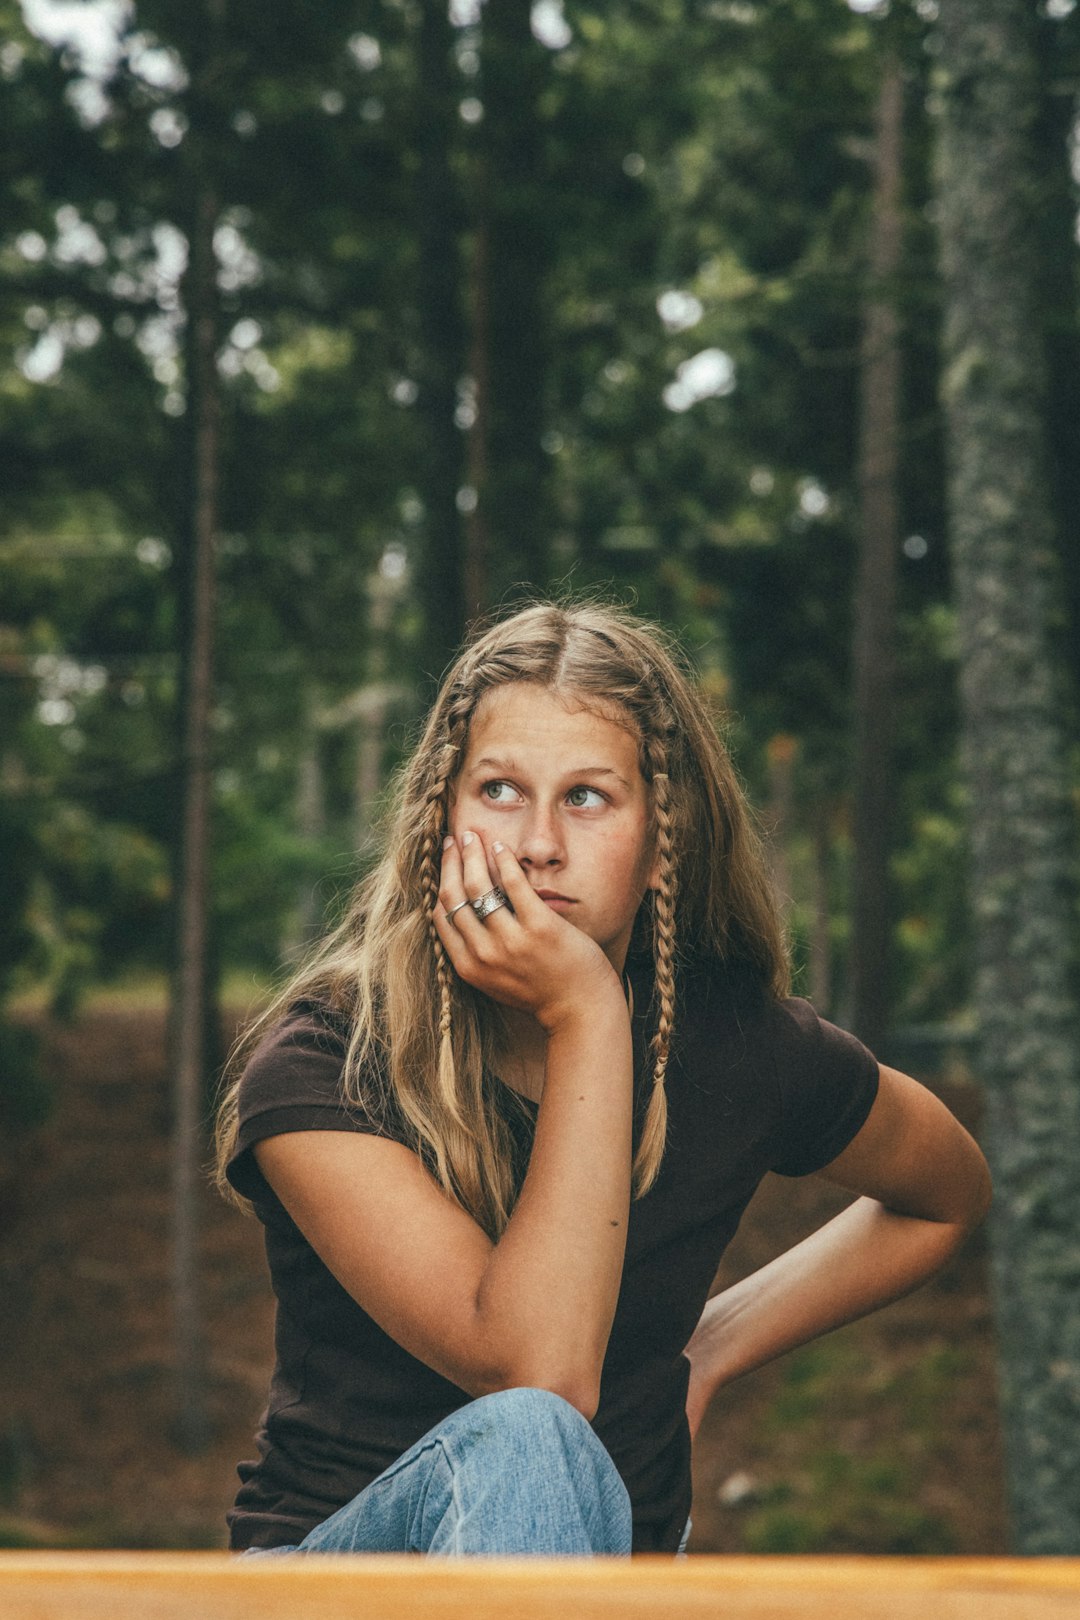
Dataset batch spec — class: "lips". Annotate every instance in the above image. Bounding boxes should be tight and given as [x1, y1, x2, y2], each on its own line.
[535, 889, 574, 903]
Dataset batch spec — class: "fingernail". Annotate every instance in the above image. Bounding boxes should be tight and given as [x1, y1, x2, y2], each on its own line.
[443, 834, 454, 849]
[462, 830, 474, 846]
[492, 841, 504, 853]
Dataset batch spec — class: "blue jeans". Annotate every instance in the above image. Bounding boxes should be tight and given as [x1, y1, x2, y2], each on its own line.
[241, 1386, 673, 1558]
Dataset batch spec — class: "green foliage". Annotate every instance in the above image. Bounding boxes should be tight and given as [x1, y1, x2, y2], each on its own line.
[212, 789, 340, 970]
[1, 0, 1075, 1030]
[743, 1451, 954, 1554]
[735, 1337, 971, 1553]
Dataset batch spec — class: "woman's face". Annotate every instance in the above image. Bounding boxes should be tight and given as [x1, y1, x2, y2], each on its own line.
[448, 683, 660, 975]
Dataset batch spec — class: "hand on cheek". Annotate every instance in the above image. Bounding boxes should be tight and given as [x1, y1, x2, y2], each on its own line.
[473, 825, 507, 889]
[488, 842, 512, 888]
[455, 827, 505, 892]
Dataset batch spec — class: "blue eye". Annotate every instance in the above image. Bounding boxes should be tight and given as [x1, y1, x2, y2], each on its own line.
[567, 786, 604, 808]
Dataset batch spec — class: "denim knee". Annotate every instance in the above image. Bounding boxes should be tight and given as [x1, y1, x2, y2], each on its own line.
[243, 1386, 632, 1558]
[474, 1385, 593, 1434]
[449, 1385, 631, 1553]
[467, 1387, 631, 1509]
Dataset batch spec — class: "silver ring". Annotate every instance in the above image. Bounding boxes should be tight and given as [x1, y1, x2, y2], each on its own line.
[444, 898, 472, 922]
[472, 886, 510, 922]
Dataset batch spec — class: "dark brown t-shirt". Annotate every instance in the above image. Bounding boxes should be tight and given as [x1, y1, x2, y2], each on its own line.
[225, 955, 878, 1554]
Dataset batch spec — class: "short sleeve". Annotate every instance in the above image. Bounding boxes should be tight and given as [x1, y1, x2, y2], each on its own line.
[226, 1003, 383, 1205]
[767, 998, 880, 1177]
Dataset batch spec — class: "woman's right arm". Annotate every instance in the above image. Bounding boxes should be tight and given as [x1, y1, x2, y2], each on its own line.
[254, 833, 634, 1419]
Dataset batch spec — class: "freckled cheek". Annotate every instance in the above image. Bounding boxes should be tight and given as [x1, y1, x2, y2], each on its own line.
[448, 791, 490, 832]
[592, 826, 651, 901]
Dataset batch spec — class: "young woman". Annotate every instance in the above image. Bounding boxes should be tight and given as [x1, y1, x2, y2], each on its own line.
[215, 598, 990, 1558]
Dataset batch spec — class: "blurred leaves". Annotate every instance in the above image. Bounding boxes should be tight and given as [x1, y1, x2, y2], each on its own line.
[1, 0, 1076, 1032]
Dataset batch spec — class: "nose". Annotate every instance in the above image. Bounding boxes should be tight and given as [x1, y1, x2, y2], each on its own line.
[516, 805, 566, 869]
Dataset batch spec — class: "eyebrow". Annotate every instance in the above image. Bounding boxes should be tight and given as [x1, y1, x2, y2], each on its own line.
[468, 757, 633, 791]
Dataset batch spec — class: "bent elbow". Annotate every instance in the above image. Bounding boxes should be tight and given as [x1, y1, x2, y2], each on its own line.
[938, 1153, 992, 1245]
[970, 1153, 993, 1229]
[933, 1140, 993, 1235]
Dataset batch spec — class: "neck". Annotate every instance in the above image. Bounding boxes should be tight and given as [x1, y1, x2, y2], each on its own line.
[493, 973, 634, 1103]
[493, 1007, 549, 1082]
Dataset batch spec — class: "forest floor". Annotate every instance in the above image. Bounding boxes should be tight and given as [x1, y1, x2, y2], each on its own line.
[0, 1003, 1008, 1555]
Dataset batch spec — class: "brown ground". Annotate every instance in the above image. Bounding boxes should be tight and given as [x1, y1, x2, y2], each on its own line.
[0, 1008, 1009, 1553]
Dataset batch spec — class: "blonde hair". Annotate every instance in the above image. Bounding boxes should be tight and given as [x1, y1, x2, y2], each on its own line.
[214, 597, 789, 1238]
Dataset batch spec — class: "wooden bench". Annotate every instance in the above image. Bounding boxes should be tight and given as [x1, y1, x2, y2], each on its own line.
[2, 1553, 1079, 1619]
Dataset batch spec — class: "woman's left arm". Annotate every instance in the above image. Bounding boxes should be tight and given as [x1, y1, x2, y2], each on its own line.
[683, 1065, 992, 1442]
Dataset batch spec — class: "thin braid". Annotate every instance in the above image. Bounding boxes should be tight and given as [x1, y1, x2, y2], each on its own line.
[419, 690, 476, 1120]
[633, 732, 678, 1197]
[649, 768, 678, 1085]
[418, 737, 461, 1112]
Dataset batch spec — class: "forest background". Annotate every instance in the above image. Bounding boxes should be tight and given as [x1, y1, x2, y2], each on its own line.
[1, 0, 1079, 1558]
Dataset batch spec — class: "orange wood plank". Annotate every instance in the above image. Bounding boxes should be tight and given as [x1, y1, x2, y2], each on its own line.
[1, 1553, 1079, 1620]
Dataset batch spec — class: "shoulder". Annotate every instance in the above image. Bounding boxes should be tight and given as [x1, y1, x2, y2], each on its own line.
[762, 997, 880, 1176]
[666, 951, 773, 1045]
[672, 954, 865, 1059]
[668, 956, 880, 1176]
[236, 999, 352, 1116]
[246, 996, 352, 1070]
[763, 995, 876, 1074]
[227, 999, 391, 1206]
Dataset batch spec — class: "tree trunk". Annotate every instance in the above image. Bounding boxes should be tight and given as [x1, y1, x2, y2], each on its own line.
[1033, 11, 1080, 700]
[289, 707, 325, 954]
[465, 196, 492, 620]
[477, 0, 549, 599]
[353, 565, 398, 853]
[810, 799, 833, 1017]
[935, 0, 1080, 1553]
[169, 49, 222, 1447]
[765, 732, 796, 920]
[415, 0, 468, 682]
[849, 52, 903, 1053]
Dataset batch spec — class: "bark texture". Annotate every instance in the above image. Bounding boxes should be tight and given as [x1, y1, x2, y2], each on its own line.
[415, 0, 468, 679]
[850, 53, 903, 1052]
[477, 0, 550, 599]
[170, 172, 218, 1455]
[169, 0, 229, 1452]
[935, 0, 1080, 1553]
[1033, 14, 1080, 700]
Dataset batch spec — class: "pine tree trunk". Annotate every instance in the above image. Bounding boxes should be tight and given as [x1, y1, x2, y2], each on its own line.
[353, 570, 395, 854]
[169, 0, 224, 1444]
[465, 202, 492, 618]
[765, 732, 796, 920]
[415, 0, 468, 680]
[850, 52, 903, 1052]
[478, 0, 549, 598]
[289, 707, 325, 952]
[935, 0, 1080, 1552]
[810, 799, 834, 1016]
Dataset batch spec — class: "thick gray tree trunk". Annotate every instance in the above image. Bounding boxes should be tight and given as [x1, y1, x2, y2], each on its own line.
[850, 52, 903, 1053]
[935, 0, 1080, 1553]
[1032, 13, 1080, 699]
